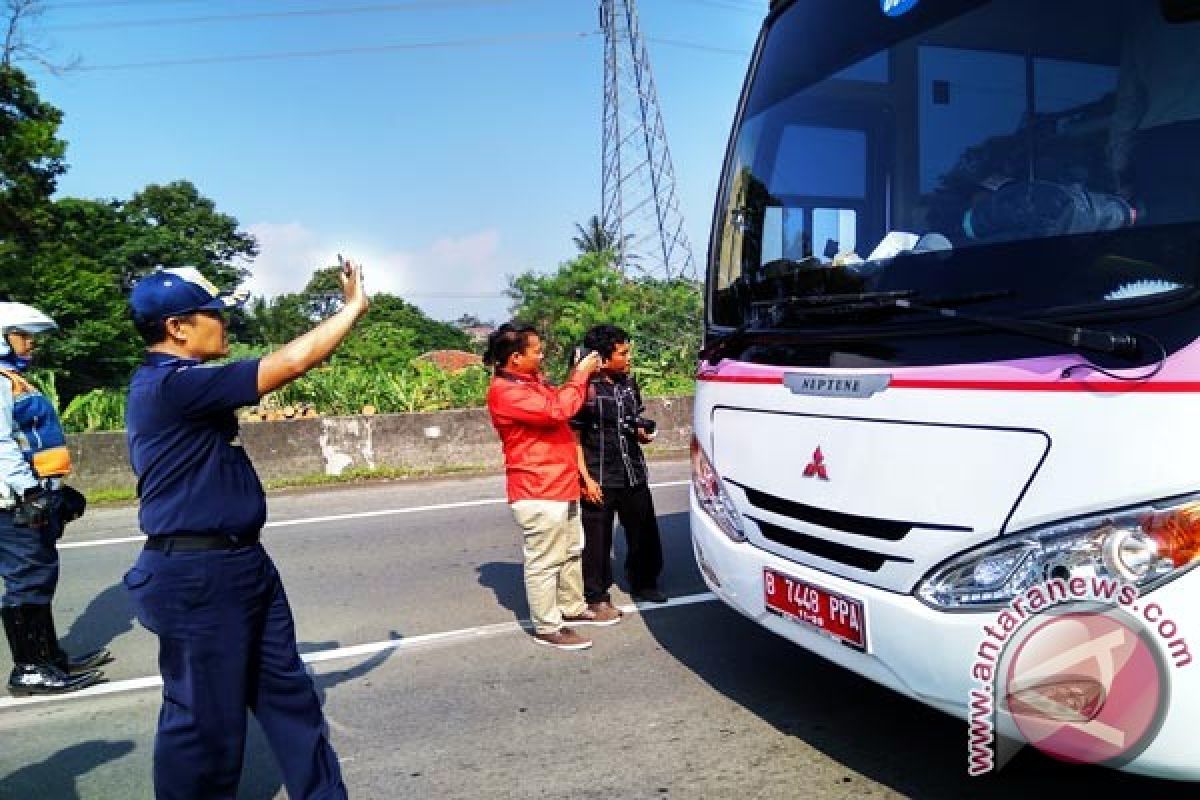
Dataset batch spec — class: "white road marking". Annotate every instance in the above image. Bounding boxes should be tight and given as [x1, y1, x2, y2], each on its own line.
[0, 591, 717, 710]
[60, 480, 692, 550]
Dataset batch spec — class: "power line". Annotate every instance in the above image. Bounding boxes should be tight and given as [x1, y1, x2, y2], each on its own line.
[45, 0, 274, 10]
[402, 293, 507, 298]
[671, 0, 763, 12]
[647, 36, 748, 56]
[45, 0, 528, 32]
[67, 30, 602, 71]
[52, 29, 743, 72]
[45, 0, 763, 11]
[42, 0, 762, 29]
[50, 0, 456, 8]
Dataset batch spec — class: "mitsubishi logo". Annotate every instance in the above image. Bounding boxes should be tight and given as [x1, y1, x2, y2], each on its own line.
[803, 447, 829, 480]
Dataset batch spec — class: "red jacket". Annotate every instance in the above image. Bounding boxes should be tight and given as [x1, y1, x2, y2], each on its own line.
[487, 370, 588, 502]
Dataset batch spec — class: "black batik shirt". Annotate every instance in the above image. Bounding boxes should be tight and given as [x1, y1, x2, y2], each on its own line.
[571, 373, 649, 489]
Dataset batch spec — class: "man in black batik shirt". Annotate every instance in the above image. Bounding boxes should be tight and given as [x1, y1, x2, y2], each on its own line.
[573, 325, 666, 612]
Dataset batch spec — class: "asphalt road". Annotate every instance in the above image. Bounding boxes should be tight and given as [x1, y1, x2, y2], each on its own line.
[0, 462, 1180, 799]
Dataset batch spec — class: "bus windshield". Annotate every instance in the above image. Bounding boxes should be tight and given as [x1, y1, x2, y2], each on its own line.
[711, 0, 1200, 340]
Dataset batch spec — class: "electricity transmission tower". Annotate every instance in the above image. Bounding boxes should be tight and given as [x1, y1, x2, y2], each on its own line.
[600, 0, 696, 281]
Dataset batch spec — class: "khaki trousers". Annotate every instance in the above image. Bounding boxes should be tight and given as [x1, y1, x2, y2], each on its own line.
[510, 499, 587, 635]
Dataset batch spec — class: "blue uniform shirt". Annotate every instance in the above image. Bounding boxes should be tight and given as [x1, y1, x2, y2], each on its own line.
[126, 352, 265, 537]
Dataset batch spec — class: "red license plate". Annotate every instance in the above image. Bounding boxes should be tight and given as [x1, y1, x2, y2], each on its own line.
[763, 568, 868, 651]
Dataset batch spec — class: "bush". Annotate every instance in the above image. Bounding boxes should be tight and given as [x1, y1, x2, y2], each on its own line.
[62, 387, 127, 433]
[46, 253, 701, 433]
[270, 360, 490, 416]
[506, 250, 702, 389]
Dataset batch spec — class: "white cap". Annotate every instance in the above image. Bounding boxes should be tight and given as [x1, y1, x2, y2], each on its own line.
[0, 302, 57, 357]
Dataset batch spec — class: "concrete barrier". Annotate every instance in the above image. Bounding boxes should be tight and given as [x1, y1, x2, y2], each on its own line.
[65, 396, 695, 493]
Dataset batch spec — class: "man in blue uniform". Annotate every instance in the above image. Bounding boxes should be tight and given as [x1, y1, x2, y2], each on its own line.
[124, 263, 368, 800]
[1, 302, 108, 695]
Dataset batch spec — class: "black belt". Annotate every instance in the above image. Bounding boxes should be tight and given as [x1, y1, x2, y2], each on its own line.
[144, 533, 260, 552]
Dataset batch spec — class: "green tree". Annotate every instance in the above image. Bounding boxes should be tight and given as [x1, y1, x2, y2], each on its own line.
[572, 214, 640, 258]
[330, 322, 420, 375]
[0, 63, 260, 402]
[20, 198, 146, 397]
[366, 293, 471, 353]
[572, 215, 612, 254]
[0, 63, 64, 244]
[245, 267, 472, 361]
[507, 251, 701, 393]
[5, 188, 261, 401]
[118, 180, 258, 288]
[298, 265, 347, 320]
[242, 293, 310, 346]
[242, 266, 360, 346]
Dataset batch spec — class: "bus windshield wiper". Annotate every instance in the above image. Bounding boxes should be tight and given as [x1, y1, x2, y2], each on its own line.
[705, 291, 1005, 361]
[890, 298, 1140, 358]
[756, 289, 1139, 358]
[769, 290, 917, 307]
[755, 289, 1005, 319]
[714, 289, 1138, 360]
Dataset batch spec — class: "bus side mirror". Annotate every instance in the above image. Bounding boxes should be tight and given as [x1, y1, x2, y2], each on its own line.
[1161, 0, 1200, 22]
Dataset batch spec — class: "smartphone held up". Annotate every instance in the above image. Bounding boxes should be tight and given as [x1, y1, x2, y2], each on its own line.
[569, 346, 598, 370]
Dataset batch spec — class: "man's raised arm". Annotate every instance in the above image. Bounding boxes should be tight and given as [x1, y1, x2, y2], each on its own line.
[257, 261, 370, 395]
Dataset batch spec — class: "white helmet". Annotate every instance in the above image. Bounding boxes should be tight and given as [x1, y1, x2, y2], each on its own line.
[0, 302, 57, 357]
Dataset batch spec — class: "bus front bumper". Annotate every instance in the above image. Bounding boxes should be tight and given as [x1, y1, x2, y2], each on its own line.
[690, 500, 1200, 781]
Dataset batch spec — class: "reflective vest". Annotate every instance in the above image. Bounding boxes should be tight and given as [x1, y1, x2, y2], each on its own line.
[0, 368, 72, 479]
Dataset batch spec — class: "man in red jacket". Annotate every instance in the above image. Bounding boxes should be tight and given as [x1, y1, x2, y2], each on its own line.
[485, 324, 620, 650]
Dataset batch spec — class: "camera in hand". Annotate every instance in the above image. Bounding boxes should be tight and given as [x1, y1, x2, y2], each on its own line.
[619, 415, 656, 437]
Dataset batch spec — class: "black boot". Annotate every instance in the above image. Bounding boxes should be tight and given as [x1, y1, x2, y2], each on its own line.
[2, 606, 102, 696]
[30, 604, 113, 673]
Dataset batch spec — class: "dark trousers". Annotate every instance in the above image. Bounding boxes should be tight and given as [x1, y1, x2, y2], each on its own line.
[581, 483, 663, 603]
[0, 510, 59, 607]
[124, 543, 346, 800]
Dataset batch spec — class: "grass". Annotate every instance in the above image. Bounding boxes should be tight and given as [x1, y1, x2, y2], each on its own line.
[82, 447, 692, 507]
[85, 488, 140, 505]
[264, 464, 497, 491]
[82, 463, 501, 506]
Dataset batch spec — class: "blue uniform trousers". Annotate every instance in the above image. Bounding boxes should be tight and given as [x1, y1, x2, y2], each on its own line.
[0, 509, 59, 607]
[124, 543, 346, 800]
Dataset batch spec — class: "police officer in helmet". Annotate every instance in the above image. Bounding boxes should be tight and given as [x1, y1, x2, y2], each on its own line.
[125, 263, 367, 800]
[1, 301, 110, 696]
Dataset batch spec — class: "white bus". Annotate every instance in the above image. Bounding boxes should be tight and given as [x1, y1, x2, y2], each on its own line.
[690, 0, 1200, 779]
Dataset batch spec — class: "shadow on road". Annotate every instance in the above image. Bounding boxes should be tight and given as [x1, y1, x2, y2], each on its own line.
[475, 561, 527, 621]
[60, 582, 136, 658]
[237, 634, 402, 800]
[475, 503, 703, 623]
[641, 514, 1178, 797]
[0, 739, 136, 800]
[620, 509, 706, 599]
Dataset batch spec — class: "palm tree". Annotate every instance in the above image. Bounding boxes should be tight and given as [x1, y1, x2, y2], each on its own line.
[572, 214, 639, 270]
[572, 215, 616, 254]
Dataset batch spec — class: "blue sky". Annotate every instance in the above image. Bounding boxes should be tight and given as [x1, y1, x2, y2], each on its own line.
[26, 0, 763, 322]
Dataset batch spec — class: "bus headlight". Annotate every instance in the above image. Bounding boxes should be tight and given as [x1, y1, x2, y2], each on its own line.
[690, 435, 746, 543]
[917, 497, 1200, 610]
